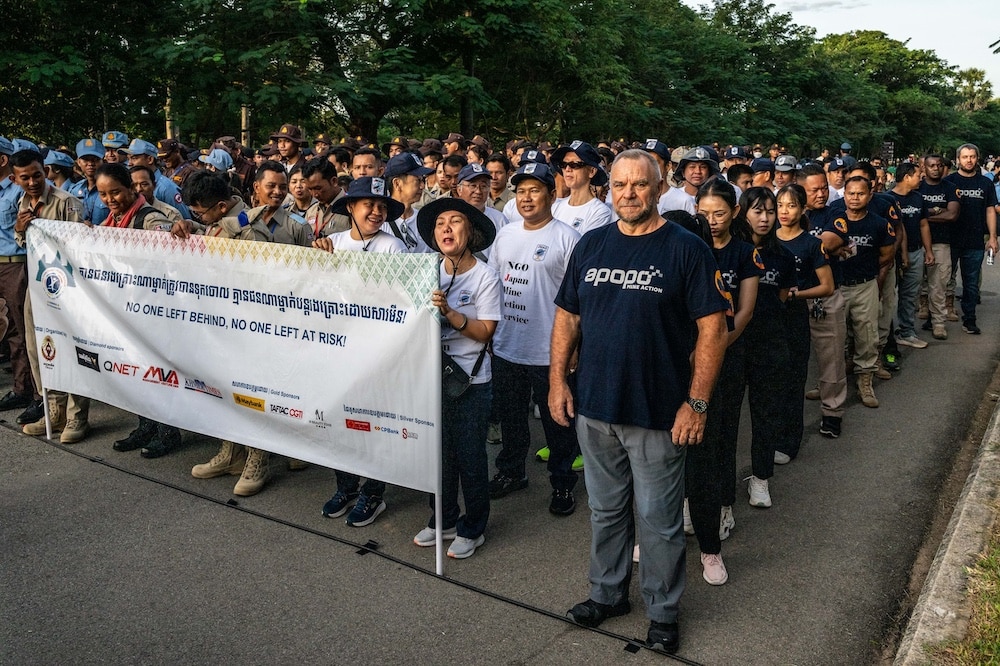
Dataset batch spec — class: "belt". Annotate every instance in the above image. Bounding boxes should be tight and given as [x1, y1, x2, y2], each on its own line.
[0, 255, 26, 263]
[840, 276, 874, 287]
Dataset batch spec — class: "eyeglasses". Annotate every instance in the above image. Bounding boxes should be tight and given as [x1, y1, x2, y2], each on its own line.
[561, 161, 588, 171]
[461, 181, 488, 192]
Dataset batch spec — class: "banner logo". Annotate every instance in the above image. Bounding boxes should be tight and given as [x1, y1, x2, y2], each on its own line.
[184, 378, 223, 399]
[346, 419, 371, 432]
[142, 366, 179, 387]
[41, 335, 56, 363]
[36, 252, 76, 300]
[233, 393, 265, 411]
[309, 409, 331, 429]
[75, 346, 100, 372]
[270, 403, 303, 419]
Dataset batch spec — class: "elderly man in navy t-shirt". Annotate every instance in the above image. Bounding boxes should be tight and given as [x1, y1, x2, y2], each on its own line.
[550, 150, 729, 654]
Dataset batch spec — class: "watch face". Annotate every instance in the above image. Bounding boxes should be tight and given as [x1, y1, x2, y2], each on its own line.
[688, 398, 709, 413]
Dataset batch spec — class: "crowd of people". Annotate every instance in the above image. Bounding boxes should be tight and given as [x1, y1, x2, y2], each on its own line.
[2, 124, 999, 655]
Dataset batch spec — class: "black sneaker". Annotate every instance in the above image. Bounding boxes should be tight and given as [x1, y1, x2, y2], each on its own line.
[16, 399, 44, 425]
[114, 420, 158, 452]
[963, 321, 981, 335]
[549, 489, 576, 516]
[882, 351, 901, 371]
[0, 390, 32, 411]
[646, 620, 680, 654]
[819, 416, 842, 439]
[567, 598, 631, 628]
[322, 490, 359, 518]
[921, 319, 932, 331]
[488, 473, 528, 499]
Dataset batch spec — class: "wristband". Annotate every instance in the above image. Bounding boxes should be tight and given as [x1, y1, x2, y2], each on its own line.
[456, 314, 469, 331]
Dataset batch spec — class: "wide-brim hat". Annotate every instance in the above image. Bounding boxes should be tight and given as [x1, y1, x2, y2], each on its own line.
[330, 177, 405, 221]
[381, 136, 409, 156]
[550, 140, 608, 186]
[416, 197, 496, 254]
[676, 146, 721, 178]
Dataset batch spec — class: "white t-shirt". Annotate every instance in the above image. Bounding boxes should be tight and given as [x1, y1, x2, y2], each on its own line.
[381, 212, 432, 253]
[441, 260, 502, 383]
[478, 206, 509, 261]
[551, 197, 612, 235]
[328, 229, 406, 254]
[501, 197, 522, 226]
[657, 187, 696, 215]
[487, 220, 581, 366]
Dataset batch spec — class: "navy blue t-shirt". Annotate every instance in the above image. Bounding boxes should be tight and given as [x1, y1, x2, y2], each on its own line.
[555, 221, 729, 431]
[779, 231, 828, 291]
[712, 237, 763, 313]
[753, 244, 797, 312]
[919, 180, 960, 245]
[838, 211, 895, 283]
[889, 189, 925, 253]
[944, 172, 999, 250]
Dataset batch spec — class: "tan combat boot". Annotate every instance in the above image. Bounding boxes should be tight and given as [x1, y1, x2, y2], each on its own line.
[233, 447, 270, 496]
[857, 372, 879, 408]
[917, 293, 929, 320]
[191, 440, 247, 478]
[945, 295, 959, 322]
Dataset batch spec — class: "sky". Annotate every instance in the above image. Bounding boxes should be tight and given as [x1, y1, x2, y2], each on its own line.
[684, 0, 1000, 94]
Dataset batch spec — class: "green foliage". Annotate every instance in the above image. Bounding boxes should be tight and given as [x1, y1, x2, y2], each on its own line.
[0, 0, 997, 156]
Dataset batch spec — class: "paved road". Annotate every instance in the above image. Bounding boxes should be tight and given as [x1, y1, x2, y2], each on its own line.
[3, 269, 1000, 665]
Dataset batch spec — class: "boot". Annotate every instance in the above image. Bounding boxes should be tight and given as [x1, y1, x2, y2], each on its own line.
[857, 372, 879, 408]
[22, 395, 66, 436]
[233, 447, 270, 496]
[946, 294, 959, 322]
[917, 293, 929, 320]
[140, 423, 182, 459]
[114, 416, 158, 452]
[191, 440, 247, 478]
[875, 350, 892, 380]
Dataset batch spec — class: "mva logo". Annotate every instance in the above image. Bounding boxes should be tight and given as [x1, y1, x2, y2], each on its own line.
[142, 366, 179, 387]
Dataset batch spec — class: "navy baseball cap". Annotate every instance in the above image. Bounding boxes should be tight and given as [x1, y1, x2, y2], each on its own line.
[643, 139, 671, 164]
[457, 162, 491, 183]
[751, 158, 775, 173]
[511, 162, 556, 190]
[383, 152, 434, 180]
[518, 149, 548, 166]
[840, 142, 852, 151]
[725, 146, 748, 159]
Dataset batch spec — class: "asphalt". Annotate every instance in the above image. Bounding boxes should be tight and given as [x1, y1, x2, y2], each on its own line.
[3, 270, 1000, 665]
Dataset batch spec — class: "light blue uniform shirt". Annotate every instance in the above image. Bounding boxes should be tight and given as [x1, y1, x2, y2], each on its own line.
[0, 177, 24, 256]
[153, 170, 191, 219]
[69, 179, 109, 224]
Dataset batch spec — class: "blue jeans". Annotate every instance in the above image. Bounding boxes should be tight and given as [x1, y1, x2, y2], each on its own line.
[576, 415, 686, 624]
[427, 382, 492, 539]
[897, 249, 925, 338]
[951, 247, 985, 324]
[492, 356, 579, 491]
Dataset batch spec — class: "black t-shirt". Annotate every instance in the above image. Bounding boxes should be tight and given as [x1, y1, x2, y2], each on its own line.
[753, 244, 797, 313]
[944, 172, 999, 249]
[830, 192, 902, 234]
[838, 211, 895, 283]
[555, 221, 729, 430]
[712, 237, 763, 313]
[779, 231, 828, 291]
[919, 180, 960, 245]
[807, 206, 849, 286]
[889, 189, 925, 253]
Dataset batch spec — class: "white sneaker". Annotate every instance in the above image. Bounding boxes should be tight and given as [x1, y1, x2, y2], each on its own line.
[774, 451, 791, 465]
[447, 535, 485, 559]
[701, 552, 729, 585]
[633, 544, 640, 563]
[748, 476, 772, 508]
[683, 498, 694, 535]
[719, 505, 735, 541]
[413, 526, 458, 547]
[896, 334, 928, 349]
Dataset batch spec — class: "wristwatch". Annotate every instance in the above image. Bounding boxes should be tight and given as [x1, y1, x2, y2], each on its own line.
[686, 397, 709, 414]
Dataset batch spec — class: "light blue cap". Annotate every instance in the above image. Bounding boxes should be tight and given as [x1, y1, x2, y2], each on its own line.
[102, 131, 130, 148]
[76, 138, 104, 160]
[198, 148, 232, 172]
[0, 136, 13, 156]
[44, 151, 75, 169]
[12, 138, 40, 153]
[126, 139, 157, 157]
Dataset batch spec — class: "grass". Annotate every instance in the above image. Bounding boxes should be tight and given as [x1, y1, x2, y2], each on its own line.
[927, 516, 1000, 665]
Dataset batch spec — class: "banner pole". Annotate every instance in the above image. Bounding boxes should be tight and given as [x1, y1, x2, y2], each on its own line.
[42, 387, 52, 440]
[435, 491, 444, 575]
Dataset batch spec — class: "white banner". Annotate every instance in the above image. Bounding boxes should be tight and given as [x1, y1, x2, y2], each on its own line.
[27, 219, 442, 494]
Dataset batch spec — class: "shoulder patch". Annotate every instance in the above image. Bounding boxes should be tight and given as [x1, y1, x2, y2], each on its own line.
[752, 248, 765, 270]
[174, 192, 183, 204]
[887, 222, 895, 237]
[834, 218, 848, 234]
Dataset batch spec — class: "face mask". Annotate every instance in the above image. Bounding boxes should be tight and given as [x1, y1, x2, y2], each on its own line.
[753, 151, 763, 159]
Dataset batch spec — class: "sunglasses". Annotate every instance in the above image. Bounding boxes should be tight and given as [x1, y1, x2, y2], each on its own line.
[561, 161, 589, 171]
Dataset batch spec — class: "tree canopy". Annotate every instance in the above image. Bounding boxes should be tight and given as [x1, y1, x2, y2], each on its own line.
[2, 0, 998, 158]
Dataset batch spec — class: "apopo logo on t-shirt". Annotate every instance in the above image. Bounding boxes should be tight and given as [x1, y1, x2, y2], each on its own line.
[584, 265, 664, 293]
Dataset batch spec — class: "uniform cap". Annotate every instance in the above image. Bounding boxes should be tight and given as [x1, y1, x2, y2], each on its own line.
[198, 148, 233, 172]
[76, 138, 104, 160]
[44, 151, 75, 168]
[126, 139, 158, 157]
[102, 131, 129, 149]
[383, 152, 434, 180]
[156, 139, 180, 157]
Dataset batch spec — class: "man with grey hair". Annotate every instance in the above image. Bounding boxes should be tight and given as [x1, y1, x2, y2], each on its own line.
[551, 149, 728, 654]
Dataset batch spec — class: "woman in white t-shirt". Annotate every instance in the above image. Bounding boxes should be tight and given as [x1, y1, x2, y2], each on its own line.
[414, 198, 502, 560]
[316, 177, 405, 529]
[549, 140, 612, 235]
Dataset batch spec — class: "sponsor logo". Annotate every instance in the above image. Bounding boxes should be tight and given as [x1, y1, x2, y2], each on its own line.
[402, 428, 419, 440]
[35, 253, 76, 300]
[104, 360, 140, 376]
[373, 425, 399, 435]
[75, 346, 99, 372]
[143, 366, 179, 387]
[270, 403, 303, 419]
[346, 419, 371, 432]
[184, 378, 223, 399]
[534, 244, 549, 261]
[233, 393, 265, 411]
[584, 265, 664, 292]
[310, 409, 331, 429]
[41, 335, 56, 363]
